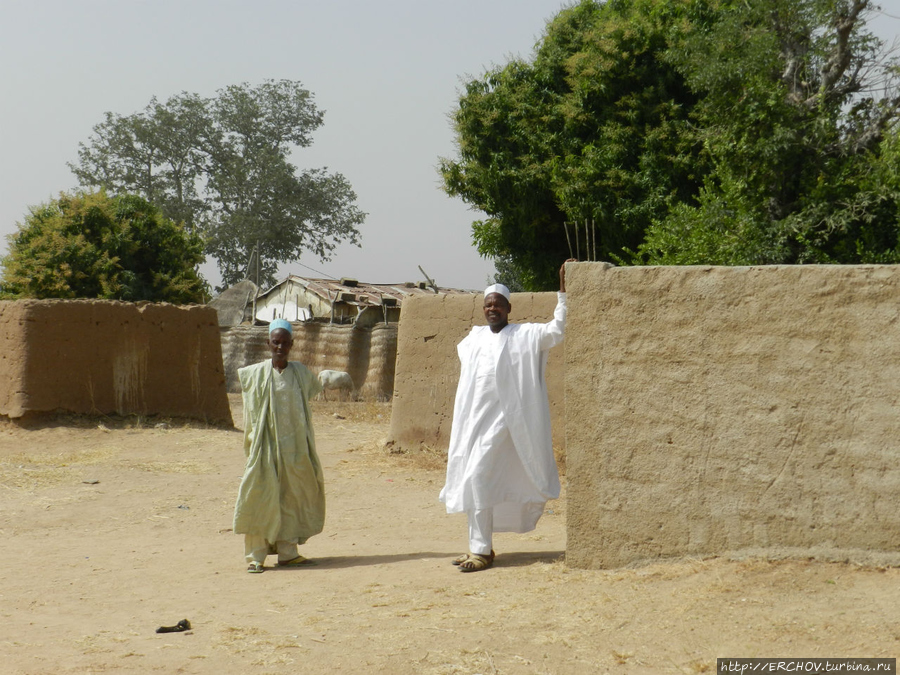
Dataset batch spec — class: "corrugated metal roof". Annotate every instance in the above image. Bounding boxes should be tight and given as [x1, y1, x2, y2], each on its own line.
[258, 275, 474, 308]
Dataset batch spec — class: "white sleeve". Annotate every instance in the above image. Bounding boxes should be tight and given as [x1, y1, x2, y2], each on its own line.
[539, 292, 566, 350]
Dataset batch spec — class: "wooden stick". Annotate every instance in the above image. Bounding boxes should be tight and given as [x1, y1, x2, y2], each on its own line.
[586, 219, 591, 261]
[575, 220, 580, 260]
[563, 221, 574, 258]
[582, 219, 588, 261]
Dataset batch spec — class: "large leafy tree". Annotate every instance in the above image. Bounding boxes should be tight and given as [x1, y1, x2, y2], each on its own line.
[443, 0, 900, 285]
[441, 0, 706, 289]
[2, 191, 207, 303]
[639, 0, 900, 264]
[71, 80, 365, 288]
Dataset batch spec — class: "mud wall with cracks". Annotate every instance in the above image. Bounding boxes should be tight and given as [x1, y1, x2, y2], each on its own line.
[0, 299, 231, 425]
[566, 263, 900, 569]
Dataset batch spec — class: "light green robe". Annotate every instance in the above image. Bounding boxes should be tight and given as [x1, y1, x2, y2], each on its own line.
[233, 360, 325, 543]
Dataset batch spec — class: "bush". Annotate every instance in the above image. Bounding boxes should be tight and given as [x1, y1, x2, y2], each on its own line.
[2, 191, 208, 303]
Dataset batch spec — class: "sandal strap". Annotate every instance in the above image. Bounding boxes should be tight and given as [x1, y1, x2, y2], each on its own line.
[459, 551, 495, 572]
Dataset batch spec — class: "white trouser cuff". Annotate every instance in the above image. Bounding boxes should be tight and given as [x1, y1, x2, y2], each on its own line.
[467, 508, 493, 555]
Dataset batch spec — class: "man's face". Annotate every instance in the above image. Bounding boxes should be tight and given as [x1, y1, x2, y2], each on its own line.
[268, 328, 293, 363]
[483, 293, 511, 331]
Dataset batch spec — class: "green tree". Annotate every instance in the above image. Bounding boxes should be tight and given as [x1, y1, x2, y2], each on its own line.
[638, 0, 900, 265]
[71, 93, 211, 234]
[443, 0, 900, 282]
[71, 80, 365, 289]
[2, 191, 208, 303]
[441, 0, 706, 289]
[488, 253, 529, 292]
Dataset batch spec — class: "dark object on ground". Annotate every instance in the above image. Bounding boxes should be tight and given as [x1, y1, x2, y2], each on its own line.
[155, 619, 191, 633]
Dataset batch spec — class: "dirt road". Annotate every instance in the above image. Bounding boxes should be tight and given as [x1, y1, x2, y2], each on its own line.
[1, 398, 898, 674]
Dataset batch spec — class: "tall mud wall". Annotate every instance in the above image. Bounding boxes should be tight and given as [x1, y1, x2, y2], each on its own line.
[0, 300, 231, 424]
[0, 303, 29, 415]
[388, 293, 564, 451]
[566, 263, 900, 569]
[220, 323, 397, 401]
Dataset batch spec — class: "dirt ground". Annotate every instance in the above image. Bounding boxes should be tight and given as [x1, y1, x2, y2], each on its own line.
[1, 396, 898, 675]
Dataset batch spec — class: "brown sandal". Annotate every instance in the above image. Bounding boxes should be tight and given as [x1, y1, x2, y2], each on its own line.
[277, 555, 317, 567]
[459, 550, 495, 573]
[452, 553, 472, 566]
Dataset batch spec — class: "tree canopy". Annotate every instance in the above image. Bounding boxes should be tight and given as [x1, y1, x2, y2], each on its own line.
[442, 0, 900, 289]
[71, 80, 365, 289]
[2, 191, 207, 303]
[639, 0, 900, 265]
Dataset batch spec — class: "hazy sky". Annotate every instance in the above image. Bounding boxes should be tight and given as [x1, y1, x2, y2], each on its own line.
[2, 1, 898, 292]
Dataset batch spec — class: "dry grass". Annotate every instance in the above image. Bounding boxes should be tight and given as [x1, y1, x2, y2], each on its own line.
[215, 626, 268, 654]
[0, 446, 119, 490]
[309, 398, 449, 472]
[309, 399, 391, 424]
[344, 438, 446, 473]
[383, 442, 448, 472]
[0, 441, 214, 491]
[214, 625, 311, 666]
[0, 411, 225, 432]
[129, 459, 215, 474]
[414, 648, 503, 675]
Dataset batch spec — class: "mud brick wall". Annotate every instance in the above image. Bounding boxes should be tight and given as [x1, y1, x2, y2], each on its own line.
[566, 263, 900, 569]
[0, 299, 231, 425]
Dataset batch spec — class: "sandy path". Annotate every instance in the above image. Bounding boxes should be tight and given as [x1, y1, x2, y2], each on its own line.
[1, 398, 898, 674]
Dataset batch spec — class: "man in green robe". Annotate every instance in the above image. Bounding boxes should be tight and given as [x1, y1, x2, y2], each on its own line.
[233, 318, 325, 573]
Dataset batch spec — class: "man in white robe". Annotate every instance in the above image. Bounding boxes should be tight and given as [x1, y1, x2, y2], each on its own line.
[440, 260, 573, 572]
[233, 318, 325, 573]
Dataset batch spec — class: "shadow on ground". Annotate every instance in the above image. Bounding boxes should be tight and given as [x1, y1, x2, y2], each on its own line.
[269, 549, 566, 571]
[493, 550, 565, 568]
